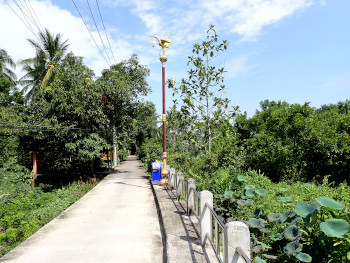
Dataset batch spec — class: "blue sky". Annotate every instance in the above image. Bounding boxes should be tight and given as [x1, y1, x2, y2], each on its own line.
[1, 0, 349, 117]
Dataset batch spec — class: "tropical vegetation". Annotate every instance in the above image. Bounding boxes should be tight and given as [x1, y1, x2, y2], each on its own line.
[137, 25, 350, 262]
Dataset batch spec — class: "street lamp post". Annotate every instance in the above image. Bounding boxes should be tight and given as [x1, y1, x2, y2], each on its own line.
[151, 34, 171, 186]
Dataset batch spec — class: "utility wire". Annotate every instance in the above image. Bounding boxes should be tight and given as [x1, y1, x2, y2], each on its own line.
[16, 0, 43, 35]
[85, 0, 112, 66]
[12, 0, 40, 35]
[96, 0, 116, 65]
[25, 0, 44, 33]
[71, 0, 111, 67]
[4, 0, 41, 44]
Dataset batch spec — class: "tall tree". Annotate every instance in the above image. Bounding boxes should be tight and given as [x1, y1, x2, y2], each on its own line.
[19, 29, 69, 100]
[0, 49, 16, 83]
[169, 25, 230, 153]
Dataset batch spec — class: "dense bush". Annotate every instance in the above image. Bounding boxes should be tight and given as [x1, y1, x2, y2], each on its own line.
[0, 168, 97, 257]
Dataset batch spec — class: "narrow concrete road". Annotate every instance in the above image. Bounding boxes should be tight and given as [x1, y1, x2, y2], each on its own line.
[0, 156, 162, 263]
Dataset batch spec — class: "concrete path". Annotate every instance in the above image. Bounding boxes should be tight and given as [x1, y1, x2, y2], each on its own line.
[0, 156, 162, 263]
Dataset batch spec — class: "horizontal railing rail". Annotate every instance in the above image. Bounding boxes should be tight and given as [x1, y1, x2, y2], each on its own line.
[166, 165, 251, 263]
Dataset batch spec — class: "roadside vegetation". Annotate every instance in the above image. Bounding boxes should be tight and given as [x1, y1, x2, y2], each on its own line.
[1, 29, 157, 257]
[138, 26, 350, 262]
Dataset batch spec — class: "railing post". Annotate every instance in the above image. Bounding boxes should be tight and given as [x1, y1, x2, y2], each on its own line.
[170, 168, 176, 190]
[176, 172, 184, 199]
[224, 221, 250, 263]
[200, 190, 213, 246]
[187, 178, 196, 216]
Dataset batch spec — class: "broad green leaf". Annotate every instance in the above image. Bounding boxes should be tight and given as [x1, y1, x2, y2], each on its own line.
[254, 256, 266, 263]
[247, 218, 265, 229]
[255, 189, 267, 195]
[296, 252, 312, 262]
[283, 241, 302, 256]
[267, 213, 281, 222]
[253, 245, 265, 253]
[262, 254, 277, 260]
[252, 208, 261, 218]
[237, 199, 247, 206]
[320, 219, 350, 238]
[237, 175, 247, 182]
[290, 217, 303, 225]
[245, 184, 255, 190]
[259, 227, 271, 233]
[295, 202, 319, 217]
[279, 196, 292, 202]
[284, 226, 302, 241]
[279, 187, 288, 192]
[280, 210, 295, 223]
[316, 196, 343, 211]
[270, 233, 284, 241]
[245, 189, 256, 197]
[223, 190, 233, 199]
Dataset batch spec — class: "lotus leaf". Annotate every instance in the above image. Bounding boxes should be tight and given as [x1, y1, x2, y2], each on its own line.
[283, 241, 302, 256]
[295, 202, 319, 217]
[253, 245, 265, 253]
[255, 189, 267, 196]
[259, 227, 271, 233]
[290, 217, 303, 226]
[254, 256, 266, 263]
[320, 219, 350, 238]
[267, 213, 281, 222]
[246, 199, 254, 205]
[280, 210, 295, 223]
[284, 226, 302, 241]
[279, 187, 288, 192]
[262, 254, 277, 260]
[248, 218, 265, 228]
[316, 196, 343, 211]
[237, 175, 247, 182]
[296, 252, 312, 262]
[279, 196, 292, 202]
[252, 208, 261, 218]
[223, 190, 234, 199]
[237, 199, 246, 206]
[303, 183, 312, 187]
[245, 184, 255, 190]
[245, 189, 256, 197]
[270, 233, 283, 241]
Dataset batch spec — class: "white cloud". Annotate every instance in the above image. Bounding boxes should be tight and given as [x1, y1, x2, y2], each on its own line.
[225, 56, 250, 79]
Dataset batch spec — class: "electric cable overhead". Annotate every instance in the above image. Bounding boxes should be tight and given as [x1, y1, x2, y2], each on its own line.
[71, 0, 111, 67]
[12, 0, 43, 36]
[16, 0, 43, 34]
[24, 0, 44, 33]
[85, 0, 112, 66]
[95, 0, 117, 65]
[3, 0, 41, 44]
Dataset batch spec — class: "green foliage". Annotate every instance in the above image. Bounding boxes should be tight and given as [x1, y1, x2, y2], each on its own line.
[0, 170, 97, 257]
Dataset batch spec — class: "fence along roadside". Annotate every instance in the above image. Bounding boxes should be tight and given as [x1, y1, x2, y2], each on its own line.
[168, 166, 251, 263]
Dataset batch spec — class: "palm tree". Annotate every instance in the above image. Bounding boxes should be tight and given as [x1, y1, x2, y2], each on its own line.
[19, 29, 69, 99]
[0, 49, 17, 83]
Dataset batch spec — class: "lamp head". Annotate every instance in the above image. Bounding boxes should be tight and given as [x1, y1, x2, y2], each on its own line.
[150, 37, 156, 47]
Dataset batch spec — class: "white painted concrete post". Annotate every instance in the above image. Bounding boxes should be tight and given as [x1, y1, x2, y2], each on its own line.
[187, 178, 196, 216]
[170, 168, 176, 190]
[224, 221, 250, 263]
[176, 172, 184, 199]
[200, 190, 213, 246]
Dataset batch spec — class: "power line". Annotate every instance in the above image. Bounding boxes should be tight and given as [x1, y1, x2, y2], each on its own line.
[25, 0, 44, 33]
[12, 0, 41, 35]
[95, 0, 116, 65]
[71, 0, 111, 67]
[4, 0, 41, 44]
[16, 0, 43, 35]
[85, 0, 112, 66]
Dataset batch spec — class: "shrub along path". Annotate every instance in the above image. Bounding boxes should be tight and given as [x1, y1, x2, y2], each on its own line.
[0, 156, 162, 263]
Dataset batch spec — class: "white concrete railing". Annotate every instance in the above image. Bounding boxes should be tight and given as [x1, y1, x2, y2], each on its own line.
[168, 166, 251, 263]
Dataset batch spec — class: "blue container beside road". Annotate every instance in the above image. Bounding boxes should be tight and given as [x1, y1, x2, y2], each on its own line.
[152, 160, 161, 181]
